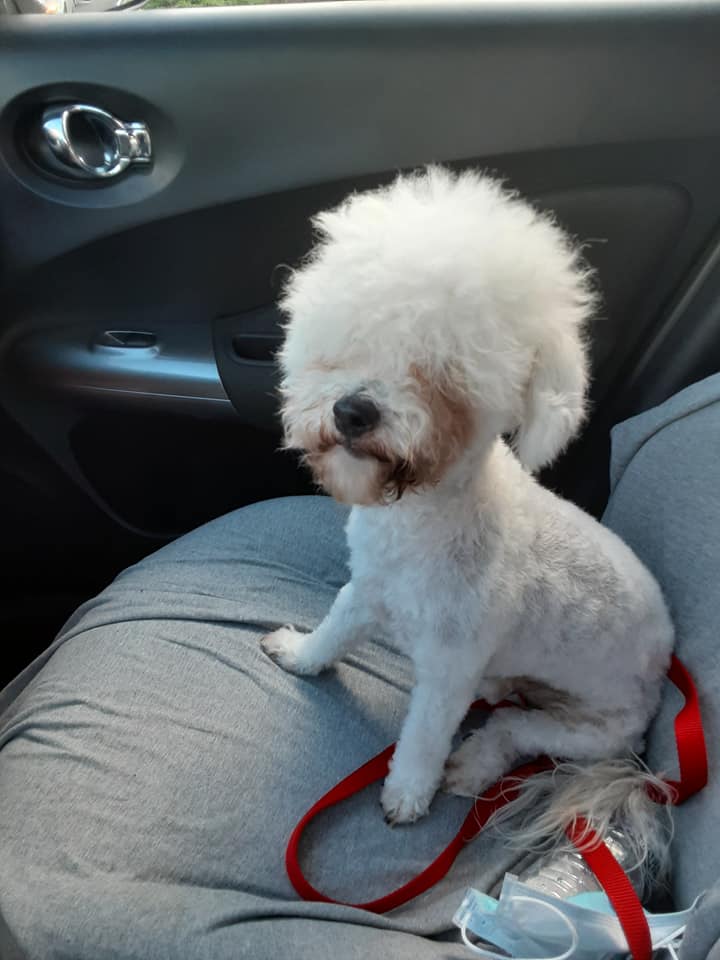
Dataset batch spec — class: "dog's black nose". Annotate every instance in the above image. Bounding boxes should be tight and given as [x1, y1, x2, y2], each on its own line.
[333, 394, 380, 439]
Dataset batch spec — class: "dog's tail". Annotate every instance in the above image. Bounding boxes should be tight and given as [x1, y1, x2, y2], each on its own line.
[489, 758, 675, 896]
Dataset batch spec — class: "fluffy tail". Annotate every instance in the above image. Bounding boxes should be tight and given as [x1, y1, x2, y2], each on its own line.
[488, 758, 675, 898]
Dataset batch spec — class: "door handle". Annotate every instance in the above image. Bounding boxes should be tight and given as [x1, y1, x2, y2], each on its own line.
[231, 333, 280, 364]
[38, 104, 152, 180]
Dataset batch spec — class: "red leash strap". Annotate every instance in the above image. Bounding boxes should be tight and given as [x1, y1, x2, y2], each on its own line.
[561, 653, 708, 960]
[286, 657, 707, 960]
[285, 699, 553, 913]
[286, 752, 553, 913]
[566, 818, 653, 960]
[663, 654, 708, 802]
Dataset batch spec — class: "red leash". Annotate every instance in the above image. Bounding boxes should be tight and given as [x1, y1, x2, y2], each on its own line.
[286, 699, 552, 914]
[286, 654, 707, 959]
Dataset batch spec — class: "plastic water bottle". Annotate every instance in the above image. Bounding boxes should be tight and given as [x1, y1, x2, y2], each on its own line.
[517, 827, 643, 899]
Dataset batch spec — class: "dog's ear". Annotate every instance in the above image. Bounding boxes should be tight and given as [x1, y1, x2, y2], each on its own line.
[513, 328, 588, 472]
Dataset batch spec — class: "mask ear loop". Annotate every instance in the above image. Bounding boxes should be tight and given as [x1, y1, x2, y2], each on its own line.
[460, 895, 579, 960]
[651, 923, 688, 960]
[648, 893, 702, 960]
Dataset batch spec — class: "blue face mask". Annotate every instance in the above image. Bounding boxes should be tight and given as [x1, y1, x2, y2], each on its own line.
[453, 876, 698, 960]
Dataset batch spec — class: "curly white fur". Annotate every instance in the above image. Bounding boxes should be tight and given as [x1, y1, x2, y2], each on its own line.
[261, 168, 674, 861]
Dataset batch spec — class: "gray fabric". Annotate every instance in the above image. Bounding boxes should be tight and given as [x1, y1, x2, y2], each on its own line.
[605, 374, 720, 959]
[680, 888, 720, 960]
[1, 373, 720, 959]
[0, 496, 521, 960]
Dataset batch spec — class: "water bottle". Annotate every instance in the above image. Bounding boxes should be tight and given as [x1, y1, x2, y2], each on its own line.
[517, 826, 645, 899]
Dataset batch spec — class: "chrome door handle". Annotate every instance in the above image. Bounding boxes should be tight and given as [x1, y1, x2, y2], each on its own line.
[40, 104, 152, 179]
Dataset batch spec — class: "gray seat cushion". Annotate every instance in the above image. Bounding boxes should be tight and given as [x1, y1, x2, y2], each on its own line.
[0, 497, 519, 960]
[1, 374, 720, 959]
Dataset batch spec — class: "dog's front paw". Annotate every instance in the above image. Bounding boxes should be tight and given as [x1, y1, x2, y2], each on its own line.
[380, 774, 435, 826]
[260, 626, 325, 676]
[443, 739, 497, 797]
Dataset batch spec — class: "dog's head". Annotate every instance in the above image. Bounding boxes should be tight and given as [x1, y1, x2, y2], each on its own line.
[279, 168, 595, 506]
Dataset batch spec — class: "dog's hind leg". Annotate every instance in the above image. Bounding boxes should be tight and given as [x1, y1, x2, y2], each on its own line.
[443, 707, 632, 798]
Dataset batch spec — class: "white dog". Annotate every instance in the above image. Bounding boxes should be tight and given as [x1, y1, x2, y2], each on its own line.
[261, 168, 674, 844]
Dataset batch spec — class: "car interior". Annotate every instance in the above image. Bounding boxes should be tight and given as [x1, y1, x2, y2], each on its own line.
[3, 1, 720, 691]
[3, 2, 720, 956]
